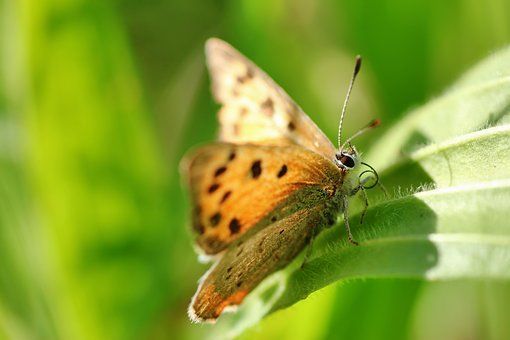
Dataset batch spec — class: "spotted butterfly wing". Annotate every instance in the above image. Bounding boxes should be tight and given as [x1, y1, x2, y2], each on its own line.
[182, 143, 342, 256]
[206, 38, 337, 160]
[189, 204, 330, 322]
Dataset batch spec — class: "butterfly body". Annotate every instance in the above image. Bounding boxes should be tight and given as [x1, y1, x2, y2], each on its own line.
[182, 38, 375, 322]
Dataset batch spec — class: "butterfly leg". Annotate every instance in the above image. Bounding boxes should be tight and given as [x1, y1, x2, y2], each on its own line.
[358, 186, 369, 224]
[378, 182, 390, 198]
[301, 227, 317, 269]
[342, 196, 359, 246]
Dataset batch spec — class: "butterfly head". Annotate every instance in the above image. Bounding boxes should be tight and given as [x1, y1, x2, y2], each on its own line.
[334, 147, 358, 171]
[334, 145, 380, 192]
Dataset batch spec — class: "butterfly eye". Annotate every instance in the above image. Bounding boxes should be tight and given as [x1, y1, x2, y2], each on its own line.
[335, 153, 356, 169]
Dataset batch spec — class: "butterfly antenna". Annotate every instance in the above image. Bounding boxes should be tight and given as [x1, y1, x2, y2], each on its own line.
[337, 55, 362, 149]
[340, 119, 380, 151]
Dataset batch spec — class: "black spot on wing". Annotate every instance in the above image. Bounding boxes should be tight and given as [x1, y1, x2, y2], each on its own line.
[214, 166, 227, 177]
[250, 160, 262, 178]
[208, 183, 220, 193]
[220, 190, 232, 204]
[237, 67, 254, 83]
[277, 164, 288, 178]
[229, 218, 241, 234]
[261, 98, 274, 116]
[210, 212, 221, 226]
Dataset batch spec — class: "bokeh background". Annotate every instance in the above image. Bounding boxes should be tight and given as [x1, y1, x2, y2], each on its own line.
[2, 0, 510, 339]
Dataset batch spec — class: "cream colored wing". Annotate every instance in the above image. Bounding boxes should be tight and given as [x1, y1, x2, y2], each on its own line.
[206, 38, 337, 160]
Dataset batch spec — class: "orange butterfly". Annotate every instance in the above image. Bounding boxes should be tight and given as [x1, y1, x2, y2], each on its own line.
[181, 38, 380, 323]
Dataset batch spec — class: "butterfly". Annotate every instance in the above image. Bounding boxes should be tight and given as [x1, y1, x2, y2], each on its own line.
[181, 38, 380, 323]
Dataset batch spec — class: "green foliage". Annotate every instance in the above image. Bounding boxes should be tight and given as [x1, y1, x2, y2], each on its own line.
[2, 0, 510, 339]
[367, 45, 510, 171]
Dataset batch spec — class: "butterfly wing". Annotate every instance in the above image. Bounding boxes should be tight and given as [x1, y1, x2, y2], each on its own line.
[206, 38, 337, 160]
[181, 143, 342, 255]
[188, 204, 329, 322]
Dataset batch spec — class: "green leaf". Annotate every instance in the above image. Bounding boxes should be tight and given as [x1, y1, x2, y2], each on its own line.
[210, 121, 510, 337]
[277, 179, 510, 308]
[382, 124, 510, 190]
[366, 46, 510, 171]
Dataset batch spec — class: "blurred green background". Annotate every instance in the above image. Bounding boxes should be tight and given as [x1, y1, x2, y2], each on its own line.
[1, 0, 510, 339]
